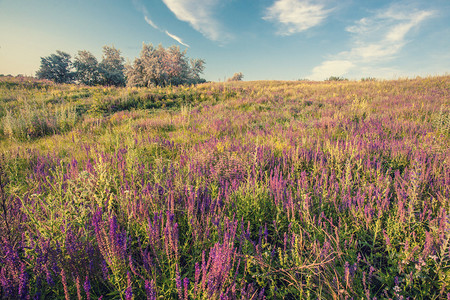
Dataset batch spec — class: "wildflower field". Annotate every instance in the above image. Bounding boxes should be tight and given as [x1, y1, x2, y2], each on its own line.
[0, 75, 449, 299]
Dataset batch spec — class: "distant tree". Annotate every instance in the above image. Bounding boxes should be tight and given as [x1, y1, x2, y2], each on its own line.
[326, 76, 348, 81]
[163, 45, 189, 86]
[73, 50, 101, 86]
[36, 51, 74, 83]
[99, 46, 125, 86]
[125, 43, 163, 87]
[227, 72, 243, 81]
[124, 58, 145, 88]
[125, 43, 206, 87]
[189, 58, 206, 83]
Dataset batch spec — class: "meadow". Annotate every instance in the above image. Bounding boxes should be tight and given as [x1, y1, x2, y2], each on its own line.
[0, 75, 449, 299]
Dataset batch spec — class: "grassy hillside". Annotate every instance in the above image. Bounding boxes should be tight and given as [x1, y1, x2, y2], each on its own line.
[0, 75, 449, 299]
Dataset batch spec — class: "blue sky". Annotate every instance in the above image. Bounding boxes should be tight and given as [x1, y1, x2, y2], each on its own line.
[0, 0, 449, 81]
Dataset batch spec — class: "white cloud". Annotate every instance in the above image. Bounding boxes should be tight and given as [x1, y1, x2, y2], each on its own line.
[133, 0, 160, 30]
[165, 30, 190, 47]
[133, 0, 191, 47]
[308, 4, 434, 80]
[309, 60, 354, 80]
[162, 0, 229, 42]
[263, 0, 330, 35]
[144, 16, 159, 29]
[133, 0, 156, 27]
[344, 8, 433, 62]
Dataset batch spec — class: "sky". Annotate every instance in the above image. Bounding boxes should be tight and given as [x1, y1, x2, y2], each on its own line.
[0, 0, 449, 81]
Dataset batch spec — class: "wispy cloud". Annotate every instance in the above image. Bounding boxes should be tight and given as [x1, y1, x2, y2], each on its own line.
[133, 0, 159, 30]
[161, 0, 230, 42]
[133, 0, 190, 47]
[165, 30, 190, 47]
[263, 0, 331, 35]
[144, 16, 159, 30]
[309, 60, 354, 80]
[308, 4, 434, 80]
[132, 0, 152, 20]
[344, 7, 433, 62]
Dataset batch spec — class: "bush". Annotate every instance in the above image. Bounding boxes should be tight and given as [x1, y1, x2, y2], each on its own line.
[227, 72, 244, 81]
[361, 77, 377, 82]
[326, 76, 348, 81]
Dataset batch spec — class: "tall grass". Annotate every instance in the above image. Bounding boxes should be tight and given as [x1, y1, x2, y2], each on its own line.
[0, 75, 449, 299]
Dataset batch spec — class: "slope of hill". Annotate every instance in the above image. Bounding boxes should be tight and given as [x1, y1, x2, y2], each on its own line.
[0, 75, 449, 298]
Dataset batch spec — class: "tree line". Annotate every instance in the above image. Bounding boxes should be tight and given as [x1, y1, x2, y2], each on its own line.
[36, 44, 206, 87]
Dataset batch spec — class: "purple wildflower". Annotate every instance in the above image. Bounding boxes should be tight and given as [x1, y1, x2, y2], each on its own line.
[18, 263, 28, 300]
[44, 264, 54, 286]
[184, 277, 189, 300]
[125, 271, 133, 300]
[84, 275, 91, 300]
[264, 224, 268, 243]
[75, 276, 82, 300]
[344, 261, 350, 287]
[423, 231, 433, 257]
[60, 268, 69, 300]
[145, 279, 157, 300]
[175, 266, 183, 300]
[101, 260, 109, 281]
[258, 288, 265, 299]
[194, 262, 200, 295]
[383, 230, 391, 247]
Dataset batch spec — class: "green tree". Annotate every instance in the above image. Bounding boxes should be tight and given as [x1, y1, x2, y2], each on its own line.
[73, 50, 101, 86]
[36, 51, 74, 83]
[189, 58, 206, 83]
[99, 46, 125, 86]
[125, 43, 206, 87]
[227, 72, 243, 81]
[326, 76, 348, 81]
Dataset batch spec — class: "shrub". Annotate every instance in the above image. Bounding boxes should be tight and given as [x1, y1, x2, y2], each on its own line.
[326, 76, 348, 81]
[227, 72, 244, 81]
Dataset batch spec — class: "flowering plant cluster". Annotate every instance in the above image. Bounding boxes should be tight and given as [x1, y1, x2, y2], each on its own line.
[0, 75, 449, 298]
